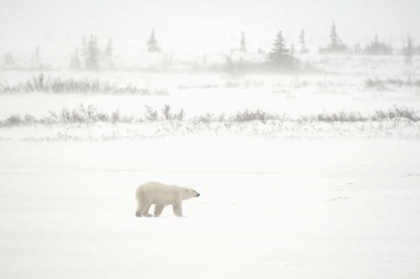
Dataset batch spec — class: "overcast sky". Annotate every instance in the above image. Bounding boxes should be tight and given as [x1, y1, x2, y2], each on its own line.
[1, 0, 419, 56]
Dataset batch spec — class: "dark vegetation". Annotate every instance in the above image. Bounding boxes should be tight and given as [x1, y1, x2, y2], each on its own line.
[0, 74, 167, 95]
[1, 105, 418, 127]
[365, 77, 420, 90]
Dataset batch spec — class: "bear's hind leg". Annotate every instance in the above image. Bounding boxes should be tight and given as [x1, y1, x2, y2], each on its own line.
[154, 204, 165, 217]
[135, 199, 142, 217]
[142, 203, 153, 217]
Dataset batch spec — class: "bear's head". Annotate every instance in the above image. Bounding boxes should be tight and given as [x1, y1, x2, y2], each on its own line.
[182, 187, 200, 200]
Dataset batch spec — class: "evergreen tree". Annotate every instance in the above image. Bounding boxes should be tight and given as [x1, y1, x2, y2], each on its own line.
[403, 34, 414, 65]
[85, 35, 100, 70]
[268, 31, 288, 58]
[147, 28, 161, 53]
[30, 46, 41, 68]
[267, 31, 294, 70]
[353, 43, 362, 55]
[34, 46, 40, 64]
[70, 48, 81, 70]
[320, 22, 347, 53]
[103, 39, 114, 69]
[81, 36, 88, 59]
[330, 22, 339, 49]
[240, 31, 247, 52]
[364, 35, 393, 55]
[4, 52, 15, 66]
[299, 29, 309, 53]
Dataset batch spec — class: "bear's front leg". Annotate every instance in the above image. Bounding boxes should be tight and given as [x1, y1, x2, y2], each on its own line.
[154, 204, 165, 217]
[173, 203, 183, 217]
[137, 202, 152, 217]
[143, 203, 153, 217]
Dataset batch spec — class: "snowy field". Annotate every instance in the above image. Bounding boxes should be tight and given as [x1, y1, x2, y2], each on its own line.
[1, 139, 420, 279]
[1, 56, 420, 278]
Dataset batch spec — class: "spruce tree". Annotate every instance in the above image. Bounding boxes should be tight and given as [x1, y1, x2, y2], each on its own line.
[240, 31, 247, 52]
[330, 22, 339, 49]
[299, 29, 308, 53]
[147, 29, 161, 53]
[85, 35, 99, 70]
[364, 35, 393, 55]
[31, 46, 41, 68]
[4, 52, 15, 66]
[81, 36, 88, 59]
[268, 31, 288, 59]
[267, 31, 294, 69]
[403, 34, 414, 65]
[70, 48, 81, 70]
[320, 22, 347, 53]
[34, 46, 40, 64]
[104, 39, 114, 69]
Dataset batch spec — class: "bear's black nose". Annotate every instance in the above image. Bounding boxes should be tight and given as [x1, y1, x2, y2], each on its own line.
[197, 193, 200, 197]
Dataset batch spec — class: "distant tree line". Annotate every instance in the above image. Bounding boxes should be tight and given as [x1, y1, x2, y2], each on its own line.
[3, 46, 44, 69]
[2, 24, 420, 71]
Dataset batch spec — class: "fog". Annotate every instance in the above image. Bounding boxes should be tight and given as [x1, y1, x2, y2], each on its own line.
[1, 0, 419, 58]
[1, 1, 420, 279]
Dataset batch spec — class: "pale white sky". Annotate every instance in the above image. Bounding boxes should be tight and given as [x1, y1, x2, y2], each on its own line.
[0, 0, 418, 56]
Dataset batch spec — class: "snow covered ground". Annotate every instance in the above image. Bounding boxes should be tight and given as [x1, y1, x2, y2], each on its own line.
[1, 71, 420, 121]
[1, 57, 420, 278]
[1, 139, 420, 279]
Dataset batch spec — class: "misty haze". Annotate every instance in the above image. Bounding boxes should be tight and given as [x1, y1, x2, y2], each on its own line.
[1, 1, 420, 279]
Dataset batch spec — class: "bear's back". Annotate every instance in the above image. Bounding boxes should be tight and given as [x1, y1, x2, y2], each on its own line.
[137, 181, 180, 205]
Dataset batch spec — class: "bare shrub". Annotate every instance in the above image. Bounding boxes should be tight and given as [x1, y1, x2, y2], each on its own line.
[97, 112, 109, 122]
[193, 113, 218, 124]
[176, 109, 185, 121]
[59, 105, 94, 123]
[24, 114, 36, 124]
[162, 104, 173, 120]
[231, 109, 277, 124]
[4, 114, 23, 126]
[145, 106, 160, 121]
[311, 110, 367, 122]
[372, 106, 419, 122]
[40, 111, 59, 125]
[393, 106, 419, 121]
[145, 105, 184, 121]
[1, 106, 418, 128]
[161, 105, 185, 121]
[365, 78, 420, 90]
[60, 108, 71, 123]
[0, 74, 169, 95]
[365, 78, 386, 90]
[112, 110, 121, 123]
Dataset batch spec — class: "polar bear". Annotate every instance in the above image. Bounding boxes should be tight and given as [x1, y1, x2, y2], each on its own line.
[135, 181, 200, 217]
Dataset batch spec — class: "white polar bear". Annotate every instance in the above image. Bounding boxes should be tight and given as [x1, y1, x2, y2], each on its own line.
[135, 181, 200, 217]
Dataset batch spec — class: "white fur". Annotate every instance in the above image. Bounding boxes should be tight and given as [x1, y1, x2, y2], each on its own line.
[135, 181, 200, 217]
